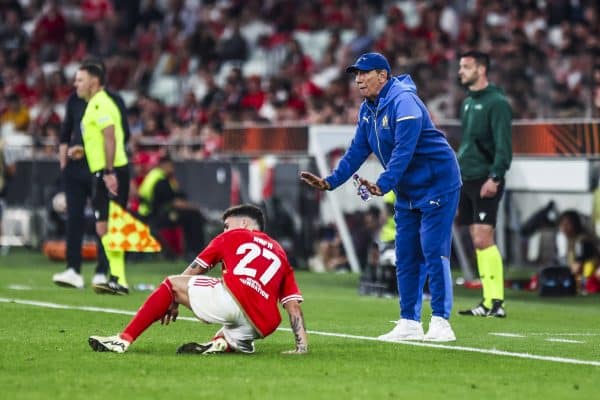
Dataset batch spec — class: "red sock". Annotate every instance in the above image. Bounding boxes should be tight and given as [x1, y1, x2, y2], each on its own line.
[120, 278, 174, 343]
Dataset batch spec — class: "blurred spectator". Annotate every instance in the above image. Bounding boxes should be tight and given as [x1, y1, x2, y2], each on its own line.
[30, 0, 66, 62]
[29, 92, 61, 136]
[240, 75, 266, 111]
[58, 28, 89, 66]
[37, 123, 60, 157]
[308, 223, 348, 273]
[81, 0, 115, 24]
[138, 0, 164, 29]
[346, 17, 374, 59]
[0, 7, 28, 70]
[199, 122, 223, 159]
[1, 0, 600, 160]
[557, 210, 600, 294]
[217, 19, 248, 63]
[1, 93, 30, 131]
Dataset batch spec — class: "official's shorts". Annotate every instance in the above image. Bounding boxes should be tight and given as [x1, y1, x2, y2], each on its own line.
[92, 166, 130, 222]
[187, 276, 259, 353]
[456, 177, 504, 227]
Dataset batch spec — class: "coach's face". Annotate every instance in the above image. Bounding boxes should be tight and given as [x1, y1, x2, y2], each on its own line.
[74, 69, 93, 101]
[355, 69, 388, 101]
[458, 57, 481, 87]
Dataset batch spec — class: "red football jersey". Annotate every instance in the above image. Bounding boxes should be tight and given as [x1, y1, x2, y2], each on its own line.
[194, 228, 303, 337]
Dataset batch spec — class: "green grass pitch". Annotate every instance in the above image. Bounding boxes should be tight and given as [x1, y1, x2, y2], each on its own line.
[1, 249, 599, 400]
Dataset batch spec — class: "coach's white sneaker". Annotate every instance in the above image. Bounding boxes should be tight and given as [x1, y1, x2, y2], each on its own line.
[91, 273, 108, 286]
[88, 335, 130, 353]
[424, 316, 456, 342]
[52, 268, 84, 289]
[377, 319, 424, 341]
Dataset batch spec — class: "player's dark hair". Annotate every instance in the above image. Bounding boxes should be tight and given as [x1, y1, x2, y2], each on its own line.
[223, 204, 265, 231]
[460, 50, 490, 72]
[79, 58, 106, 85]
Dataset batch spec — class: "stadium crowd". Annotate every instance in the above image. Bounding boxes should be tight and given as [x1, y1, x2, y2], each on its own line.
[1, 0, 600, 160]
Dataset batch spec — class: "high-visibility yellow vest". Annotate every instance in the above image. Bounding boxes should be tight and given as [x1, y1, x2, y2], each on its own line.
[380, 191, 396, 242]
[81, 90, 128, 173]
[138, 168, 166, 217]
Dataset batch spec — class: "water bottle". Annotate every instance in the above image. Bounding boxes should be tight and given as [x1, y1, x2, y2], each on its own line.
[134, 283, 156, 292]
[353, 174, 372, 202]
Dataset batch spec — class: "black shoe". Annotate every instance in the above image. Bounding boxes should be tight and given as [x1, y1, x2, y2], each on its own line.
[93, 275, 129, 295]
[176, 337, 229, 355]
[458, 302, 489, 316]
[488, 299, 507, 318]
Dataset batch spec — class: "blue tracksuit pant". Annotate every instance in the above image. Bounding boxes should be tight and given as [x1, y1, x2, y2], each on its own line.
[394, 188, 459, 320]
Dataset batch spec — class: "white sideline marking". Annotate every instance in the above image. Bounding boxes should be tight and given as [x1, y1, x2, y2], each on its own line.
[489, 333, 526, 338]
[7, 285, 32, 290]
[2, 297, 600, 367]
[491, 332, 600, 337]
[546, 338, 585, 344]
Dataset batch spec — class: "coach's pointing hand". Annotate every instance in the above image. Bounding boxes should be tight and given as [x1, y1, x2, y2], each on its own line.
[300, 171, 331, 191]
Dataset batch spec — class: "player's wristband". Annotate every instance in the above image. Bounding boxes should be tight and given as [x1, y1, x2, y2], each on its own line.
[104, 169, 115, 175]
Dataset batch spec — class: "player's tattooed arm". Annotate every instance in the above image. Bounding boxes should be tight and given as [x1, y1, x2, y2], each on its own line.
[283, 300, 308, 354]
[181, 259, 209, 275]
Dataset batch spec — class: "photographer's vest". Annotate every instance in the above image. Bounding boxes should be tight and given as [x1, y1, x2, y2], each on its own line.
[138, 168, 166, 217]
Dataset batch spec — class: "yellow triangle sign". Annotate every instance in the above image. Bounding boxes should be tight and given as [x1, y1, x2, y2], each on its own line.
[106, 201, 161, 252]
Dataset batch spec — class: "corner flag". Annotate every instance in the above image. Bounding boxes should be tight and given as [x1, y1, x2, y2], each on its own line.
[106, 201, 161, 252]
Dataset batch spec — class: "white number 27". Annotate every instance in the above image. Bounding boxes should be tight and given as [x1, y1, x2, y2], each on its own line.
[233, 243, 281, 285]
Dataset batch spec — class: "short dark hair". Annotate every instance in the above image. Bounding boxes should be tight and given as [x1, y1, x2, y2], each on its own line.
[558, 209, 584, 234]
[222, 204, 265, 231]
[79, 58, 106, 85]
[460, 50, 490, 71]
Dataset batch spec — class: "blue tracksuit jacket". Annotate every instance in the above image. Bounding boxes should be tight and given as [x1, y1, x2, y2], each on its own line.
[325, 75, 461, 320]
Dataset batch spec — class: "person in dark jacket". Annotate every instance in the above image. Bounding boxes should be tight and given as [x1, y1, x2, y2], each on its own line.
[301, 52, 461, 342]
[52, 58, 131, 291]
[455, 51, 512, 318]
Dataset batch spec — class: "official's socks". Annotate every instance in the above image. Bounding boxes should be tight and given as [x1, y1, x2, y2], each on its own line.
[476, 245, 504, 308]
[101, 235, 127, 287]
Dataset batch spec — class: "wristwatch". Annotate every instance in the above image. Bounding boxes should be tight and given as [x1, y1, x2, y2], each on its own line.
[489, 173, 501, 183]
[104, 169, 115, 175]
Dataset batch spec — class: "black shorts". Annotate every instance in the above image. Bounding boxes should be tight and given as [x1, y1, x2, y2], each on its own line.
[456, 177, 504, 227]
[92, 166, 130, 222]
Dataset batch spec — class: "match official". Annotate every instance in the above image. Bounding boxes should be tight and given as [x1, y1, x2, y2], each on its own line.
[456, 51, 512, 318]
[74, 61, 130, 295]
[52, 60, 131, 290]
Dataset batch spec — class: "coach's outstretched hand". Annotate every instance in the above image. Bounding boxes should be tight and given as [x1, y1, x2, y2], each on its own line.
[300, 171, 331, 191]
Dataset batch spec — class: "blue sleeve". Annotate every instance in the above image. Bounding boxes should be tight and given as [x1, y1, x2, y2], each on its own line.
[376, 95, 423, 193]
[324, 123, 372, 190]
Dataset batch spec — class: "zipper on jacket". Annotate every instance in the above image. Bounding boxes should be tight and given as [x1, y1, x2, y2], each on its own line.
[373, 107, 383, 163]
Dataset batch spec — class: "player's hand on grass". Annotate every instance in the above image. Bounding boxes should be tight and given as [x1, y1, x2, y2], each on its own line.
[300, 171, 330, 191]
[282, 345, 308, 355]
[161, 302, 179, 325]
